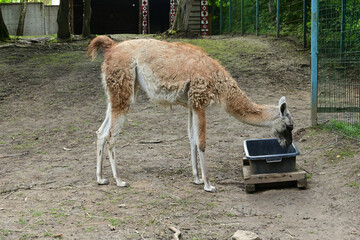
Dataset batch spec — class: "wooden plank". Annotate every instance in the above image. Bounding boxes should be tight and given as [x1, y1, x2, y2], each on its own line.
[243, 167, 306, 185]
[189, 12, 200, 17]
[243, 165, 252, 180]
[189, 20, 200, 24]
[297, 179, 307, 188]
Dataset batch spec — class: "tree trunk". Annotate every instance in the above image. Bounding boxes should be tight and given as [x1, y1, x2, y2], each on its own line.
[82, 0, 91, 37]
[171, 0, 193, 32]
[57, 0, 71, 40]
[16, 0, 28, 36]
[0, 7, 10, 40]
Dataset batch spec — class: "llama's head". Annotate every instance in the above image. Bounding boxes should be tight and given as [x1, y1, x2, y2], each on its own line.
[271, 96, 294, 148]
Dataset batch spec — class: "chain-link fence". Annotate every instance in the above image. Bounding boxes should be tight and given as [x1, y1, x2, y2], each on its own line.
[210, 0, 311, 48]
[210, 0, 360, 138]
[316, 0, 360, 138]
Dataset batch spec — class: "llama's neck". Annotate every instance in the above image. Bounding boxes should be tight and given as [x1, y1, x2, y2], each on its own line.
[223, 83, 278, 127]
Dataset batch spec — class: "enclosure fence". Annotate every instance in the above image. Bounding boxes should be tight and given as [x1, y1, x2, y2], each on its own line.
[211, 0, 311, 48]
[311, 0, 360, 138]
[213, 0, 360, 138]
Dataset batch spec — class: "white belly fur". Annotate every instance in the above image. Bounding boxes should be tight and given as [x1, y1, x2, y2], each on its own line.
[135, 67, 189, 106]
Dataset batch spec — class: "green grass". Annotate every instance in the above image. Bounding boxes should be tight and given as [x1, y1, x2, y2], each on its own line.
[325, 120, 360, 141]
[345, 181, 360, 188]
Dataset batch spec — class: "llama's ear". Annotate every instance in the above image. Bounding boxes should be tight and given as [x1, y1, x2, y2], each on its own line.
[279, 96, 287, 116]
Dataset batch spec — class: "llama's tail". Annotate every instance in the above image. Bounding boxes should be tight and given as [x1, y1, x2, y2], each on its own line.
[86, 35, 115, 60]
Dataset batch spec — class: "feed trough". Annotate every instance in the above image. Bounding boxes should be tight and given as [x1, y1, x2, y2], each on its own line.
[242, 138, 306, 193]
[244, 138, 299, 174]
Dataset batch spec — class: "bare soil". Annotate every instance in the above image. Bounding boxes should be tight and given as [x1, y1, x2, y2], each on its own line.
[0, 35, 359, 240]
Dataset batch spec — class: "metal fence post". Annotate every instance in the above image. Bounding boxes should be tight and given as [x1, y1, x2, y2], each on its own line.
[340, 0, 346, 61]
[277, 0, 280, 38]
[241, 0, 244, 35]
[229, 0, 232, 32]
[220, 0, 223, 34]
[256, 0, 259, 36]
[311, 0, 319, 126]
[211, 0, 215, 35]
[303, 0, 307, 48]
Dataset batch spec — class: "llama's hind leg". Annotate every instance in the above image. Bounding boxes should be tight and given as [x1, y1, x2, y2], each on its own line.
[192, 108, 216, 192]
[96, 103, 111, 185]
[188, 109, 202, 185]
[107, 113, 129, 187]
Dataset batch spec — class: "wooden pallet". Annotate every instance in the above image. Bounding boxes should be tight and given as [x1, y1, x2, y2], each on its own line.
[242, 158, 307, 193]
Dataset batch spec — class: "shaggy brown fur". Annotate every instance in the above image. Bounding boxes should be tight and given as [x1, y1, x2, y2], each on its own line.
[87, 36, 293, 192]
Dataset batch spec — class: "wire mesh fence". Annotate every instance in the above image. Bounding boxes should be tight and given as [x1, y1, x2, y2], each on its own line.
[209, 0, 360, 138]
[317, 0, 360, 138]
[210, 0, 311, 48]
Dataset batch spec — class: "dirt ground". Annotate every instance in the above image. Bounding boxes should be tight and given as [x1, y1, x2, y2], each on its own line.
[0, 35, 359, 240]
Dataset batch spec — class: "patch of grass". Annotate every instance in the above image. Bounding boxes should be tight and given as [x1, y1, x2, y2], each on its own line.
[85, 227, 95, 232]
[44, 231, 53, 237]
[130, 121, 142, 126]
[53, 127, 62, 133]
[325, 147, 357, 164]
[50, 208, 67, 218]
[326, 120, 360, 141]
[206, 202, 216, 208]
[19, 234, 36, 240]
[67, 126, 78, 133]
[345, 181, 360, 188]
[145, 218, 156, 226]
[108, 218, 125, 227]
[18, 218, 26, 225]
[1, 229, 11, 236]
[226, 212, 234, 217]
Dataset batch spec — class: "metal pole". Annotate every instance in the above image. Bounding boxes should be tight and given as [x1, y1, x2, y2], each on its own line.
[276, 0, 280, 38]
[256, 0, 259, 36]
[211, 0, 215, 35]
[229, 0, 232, 32]
[311, 0, 319, 126]
[303, 0, 307, 48]
[220, 0, 223, 34]
[241, 0, 244, 35]
[340, 0, 346, 62]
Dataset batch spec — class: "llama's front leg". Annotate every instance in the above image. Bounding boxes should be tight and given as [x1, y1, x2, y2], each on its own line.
[188, 110, 202, 185]
[192, 108, 216, 192]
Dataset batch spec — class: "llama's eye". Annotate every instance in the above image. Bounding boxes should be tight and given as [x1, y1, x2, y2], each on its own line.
[286, 125, 293, 131]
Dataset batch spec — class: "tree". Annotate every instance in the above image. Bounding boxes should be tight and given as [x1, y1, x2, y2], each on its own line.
[171, 0, 193, 32]
[82, 0, 91, 38]
[0, 6, 10, 40]
[57, 0, 71, 40]
[16, 0, 27, 36]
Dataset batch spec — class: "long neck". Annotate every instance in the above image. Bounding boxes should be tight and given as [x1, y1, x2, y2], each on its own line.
[223, 82, 278, 127]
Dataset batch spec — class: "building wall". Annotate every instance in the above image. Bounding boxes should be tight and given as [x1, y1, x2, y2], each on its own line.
[1, 3, 58, 36]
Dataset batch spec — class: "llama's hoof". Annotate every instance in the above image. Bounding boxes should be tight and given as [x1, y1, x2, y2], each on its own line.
[193, 178, 204, 185]
[97, 179, 109, 185]
[204, 185, 216, 193]
[117, 181, 129, 187]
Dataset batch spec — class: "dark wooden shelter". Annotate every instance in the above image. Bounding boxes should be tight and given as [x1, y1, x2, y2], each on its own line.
[72, 0, 209, 35]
